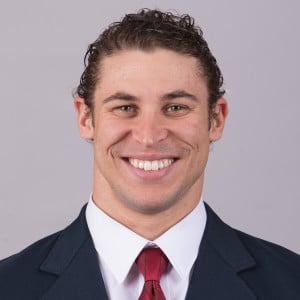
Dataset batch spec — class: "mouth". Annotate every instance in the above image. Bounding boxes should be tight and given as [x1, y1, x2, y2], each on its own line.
[119, 157, 178, 171]
[127, 158, 175, 171]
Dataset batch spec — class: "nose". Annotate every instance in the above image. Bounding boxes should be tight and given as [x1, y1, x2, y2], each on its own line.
[132, 112, 168, 147]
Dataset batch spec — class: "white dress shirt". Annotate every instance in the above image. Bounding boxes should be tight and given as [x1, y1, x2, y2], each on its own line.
[86, 195, 207, 300]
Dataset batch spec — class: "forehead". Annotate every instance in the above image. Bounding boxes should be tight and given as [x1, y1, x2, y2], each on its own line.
[95, 49, 208, 99]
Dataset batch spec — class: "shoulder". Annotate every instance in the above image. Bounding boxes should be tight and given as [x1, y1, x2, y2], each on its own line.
[0, 205, 89, 299]
[205, 202, 300, 269]
[0, 204, 88, 274]
[204, 203, 300, 297]
[235, 228, 300, 273]
[0, 230, 60, 271]
[233, 228, 300, 297]
[0, 231, 61, 299]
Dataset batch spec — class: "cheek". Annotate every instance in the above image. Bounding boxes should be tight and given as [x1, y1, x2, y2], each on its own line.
[176, 119, 210, 150]
[93, 118, 130, 150]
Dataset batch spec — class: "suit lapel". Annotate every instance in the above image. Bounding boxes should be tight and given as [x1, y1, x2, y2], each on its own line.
[39, 206, 108, 300]
[35, 203, 259, 299]
[186, 204, 257, 300]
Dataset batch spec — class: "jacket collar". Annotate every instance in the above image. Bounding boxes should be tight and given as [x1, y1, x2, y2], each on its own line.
[38, 203, 258, 299]
[186, 203, 257, 300]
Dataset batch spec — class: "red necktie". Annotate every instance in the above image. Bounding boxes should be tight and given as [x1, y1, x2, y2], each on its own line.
[136, 247, 168, 300]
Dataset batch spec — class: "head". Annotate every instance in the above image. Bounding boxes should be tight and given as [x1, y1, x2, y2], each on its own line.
[74, 9, 228, 238]
[75, 9, 225, 123]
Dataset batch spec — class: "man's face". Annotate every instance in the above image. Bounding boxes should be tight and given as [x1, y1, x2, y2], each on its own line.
[76, 49, 227, 217]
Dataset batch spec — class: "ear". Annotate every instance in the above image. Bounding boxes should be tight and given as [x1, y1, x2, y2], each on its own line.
[74, 97, 94, 140]
[209, 98, 228, 142]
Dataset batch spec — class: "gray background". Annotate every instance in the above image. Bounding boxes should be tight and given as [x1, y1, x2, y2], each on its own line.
[0, 0, 299, 259]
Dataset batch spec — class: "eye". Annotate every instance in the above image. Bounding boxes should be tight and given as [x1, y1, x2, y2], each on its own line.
[164, 104, 189, 116]
[166, 105, 184, 112]
[112, 104, 138, 117]
[118, 105, 136, 112]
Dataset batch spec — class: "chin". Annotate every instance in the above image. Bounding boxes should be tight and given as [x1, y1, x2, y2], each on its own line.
[122, 193, 179, 215]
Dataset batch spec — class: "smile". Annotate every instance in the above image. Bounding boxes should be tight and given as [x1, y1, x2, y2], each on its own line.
[128, 158, 174, 171]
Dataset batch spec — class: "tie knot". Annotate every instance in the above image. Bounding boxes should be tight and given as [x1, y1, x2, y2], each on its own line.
[136, 247, 168, 281]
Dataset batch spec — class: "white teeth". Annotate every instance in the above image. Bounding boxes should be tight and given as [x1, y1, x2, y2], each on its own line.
[133, 159, 139, 168]
[151, 161, 159, 171]
[159, 160, 164, 169]
[128, 158, 174, 171]
[144, 161, 152, 171]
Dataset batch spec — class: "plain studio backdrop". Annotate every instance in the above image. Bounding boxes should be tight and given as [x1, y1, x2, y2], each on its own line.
[0, 0, 299, 259]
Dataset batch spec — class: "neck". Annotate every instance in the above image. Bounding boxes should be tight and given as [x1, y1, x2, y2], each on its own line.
[92, 181, 203, 240]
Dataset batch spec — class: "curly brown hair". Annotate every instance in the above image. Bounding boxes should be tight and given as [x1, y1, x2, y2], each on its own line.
[75, 9, 225, 117]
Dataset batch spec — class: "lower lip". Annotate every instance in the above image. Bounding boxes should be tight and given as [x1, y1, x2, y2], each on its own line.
[123, 159, 176, 181]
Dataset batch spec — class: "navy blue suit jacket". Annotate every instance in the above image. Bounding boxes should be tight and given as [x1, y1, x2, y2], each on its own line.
[0, 203, 299, 299]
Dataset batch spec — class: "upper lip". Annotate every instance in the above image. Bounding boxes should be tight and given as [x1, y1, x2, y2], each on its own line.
[121, 153, 179, 160]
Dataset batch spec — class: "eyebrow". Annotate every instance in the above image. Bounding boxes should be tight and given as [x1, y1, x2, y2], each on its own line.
[161, 90, 199, 102]
[103, 92, 138, 103]
[102, 90, 199, 103]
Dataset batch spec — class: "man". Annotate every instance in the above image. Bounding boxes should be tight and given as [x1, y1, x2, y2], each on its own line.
[0, 8, 299, 300]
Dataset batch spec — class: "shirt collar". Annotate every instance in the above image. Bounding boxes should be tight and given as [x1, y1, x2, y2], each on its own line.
[155, 199, 206, 279]
[86, 195, 206, 283]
